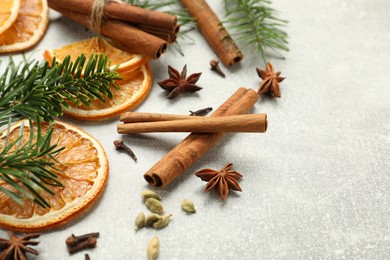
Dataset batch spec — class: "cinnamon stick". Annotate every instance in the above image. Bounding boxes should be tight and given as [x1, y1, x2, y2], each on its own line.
[48, 0, 177, 30]
[117, 114, 268, 133]
[180, 0, 243, 66]
[120, 112, 197, 123]
[144, 88, 258, 188]
[50, 6, 167, 59]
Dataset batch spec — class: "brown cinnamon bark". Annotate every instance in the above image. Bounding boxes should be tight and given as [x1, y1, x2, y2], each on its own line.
[144, 88, 258, 188]
[117, 114, 268, 133]
[180, 0, 243, 66]
[48, 0, 177, 30]
[50, 5, 167, 59]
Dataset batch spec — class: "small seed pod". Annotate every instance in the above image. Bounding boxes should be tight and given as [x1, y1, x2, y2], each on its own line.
[147, 236, 160, 260]
[152, 214, 172, 229]
[135, 212, 146, 231]
[181, 199, 196, 213]
[145, 198, 164, 214]
[141, 190, 161, 200]
[145, 213, 162, 227]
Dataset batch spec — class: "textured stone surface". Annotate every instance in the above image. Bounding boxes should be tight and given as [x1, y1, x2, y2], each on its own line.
[1, 0, 389, 259]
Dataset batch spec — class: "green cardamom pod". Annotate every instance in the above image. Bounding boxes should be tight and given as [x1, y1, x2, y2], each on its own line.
[141, 190, 161, 200]
[145, 198, 164, 214]
[145, 213, 162, 227]
[152, 214, 172, 229]
[134, 212, 145, 231]
[181, 199, 196, 213]
[147, 236, 160, 260]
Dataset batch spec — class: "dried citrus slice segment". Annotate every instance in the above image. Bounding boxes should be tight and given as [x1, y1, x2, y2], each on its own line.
[0, 120, 109, 232]
[0, 0, 21, 34]
[43, 37, 148, 73]
[0, 0, 49, 53]
[64, 62, 153, 120]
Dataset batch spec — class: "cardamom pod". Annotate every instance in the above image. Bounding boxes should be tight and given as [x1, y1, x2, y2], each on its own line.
[145, 198, 164, 214]
[134, 212, 145, 231]
[181, 199, 196, 213]
[141, 190, 161, 200]
[152, 214, 172, 229]
[147, 236, 160, 260]
[145, 213, 162, 227]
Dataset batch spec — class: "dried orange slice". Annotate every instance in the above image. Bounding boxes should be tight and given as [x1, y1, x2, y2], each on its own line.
[0, 0, 21, 34]
[43, 37, 148, 74]
[0, 0, 49, 53]
[64, 63, 153, 120]
[0, 120, 109, 232]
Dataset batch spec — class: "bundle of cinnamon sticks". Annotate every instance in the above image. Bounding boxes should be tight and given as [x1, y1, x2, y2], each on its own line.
[48, 0, 179, 59]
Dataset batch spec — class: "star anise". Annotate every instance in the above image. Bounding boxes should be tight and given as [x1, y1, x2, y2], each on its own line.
[256, 62, 285, 97]
[195, 163, 243, 201]
[158, 65, 202, 99]
[0, 231, 41, 260]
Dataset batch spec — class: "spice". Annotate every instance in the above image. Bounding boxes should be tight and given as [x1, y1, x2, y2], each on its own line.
[145, 213, 162, 227]
[141, 190, 161, 200]
[195, 163, 243, 201]
[144, 88, 258, 188]
[158, 65, 202, 99]
[135, 212, 146, 231]
[180, 0, 243, 66]
[117, 113, 268, 134]
[145, 198, 165, 214]
[189, 107, 213, 116]
[66, 232, 100, 247]
[66, 232, 99, 254]
[113, 140, 137, 162]
[67, 236, 97, 254]
[48, 0, 177, 59]
[256, 62, 285, 97]
[152, 214, 172, 229]
[147, 236, 160, 260]
[181, 199, 196, 213]
[0, 231, 41, 260]
[210, 60, 225, 77]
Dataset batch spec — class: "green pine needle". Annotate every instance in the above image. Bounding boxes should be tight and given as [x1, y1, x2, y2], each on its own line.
[0, 120, 64, 208]
[0, 54, 120, 208]
[223, 0, 289, 63]
[0, 54, 120, 127]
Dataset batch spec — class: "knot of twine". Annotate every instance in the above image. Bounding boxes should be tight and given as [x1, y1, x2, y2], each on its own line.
[91, 0, 122, 34]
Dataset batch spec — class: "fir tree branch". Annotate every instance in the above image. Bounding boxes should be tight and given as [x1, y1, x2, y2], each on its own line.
[0, 54, 120, 208]
[0, 120, 63, 208]
[223, 0, 289, 63]
[0, 54, 120, 127]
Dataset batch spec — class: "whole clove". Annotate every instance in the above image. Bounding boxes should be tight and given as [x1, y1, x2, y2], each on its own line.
[67, 236, 97, 254]
[114, 140, 137, 162]
[66, 232, 100, 247]
[189, 107, 213, 116]
[210, 59, 225, 77]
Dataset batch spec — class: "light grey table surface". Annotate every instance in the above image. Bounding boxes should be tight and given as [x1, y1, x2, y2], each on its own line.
[1, 0, 390, 259]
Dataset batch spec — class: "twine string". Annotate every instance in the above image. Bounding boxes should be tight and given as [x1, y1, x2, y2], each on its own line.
[90, 0, 123, 34]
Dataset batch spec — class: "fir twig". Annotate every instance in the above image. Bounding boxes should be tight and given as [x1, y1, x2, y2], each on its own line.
[0, 54, 120, 208]
[223, 0, 289, 63]
[0, 120, 63, 208]
[0, 54, 120, 127]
